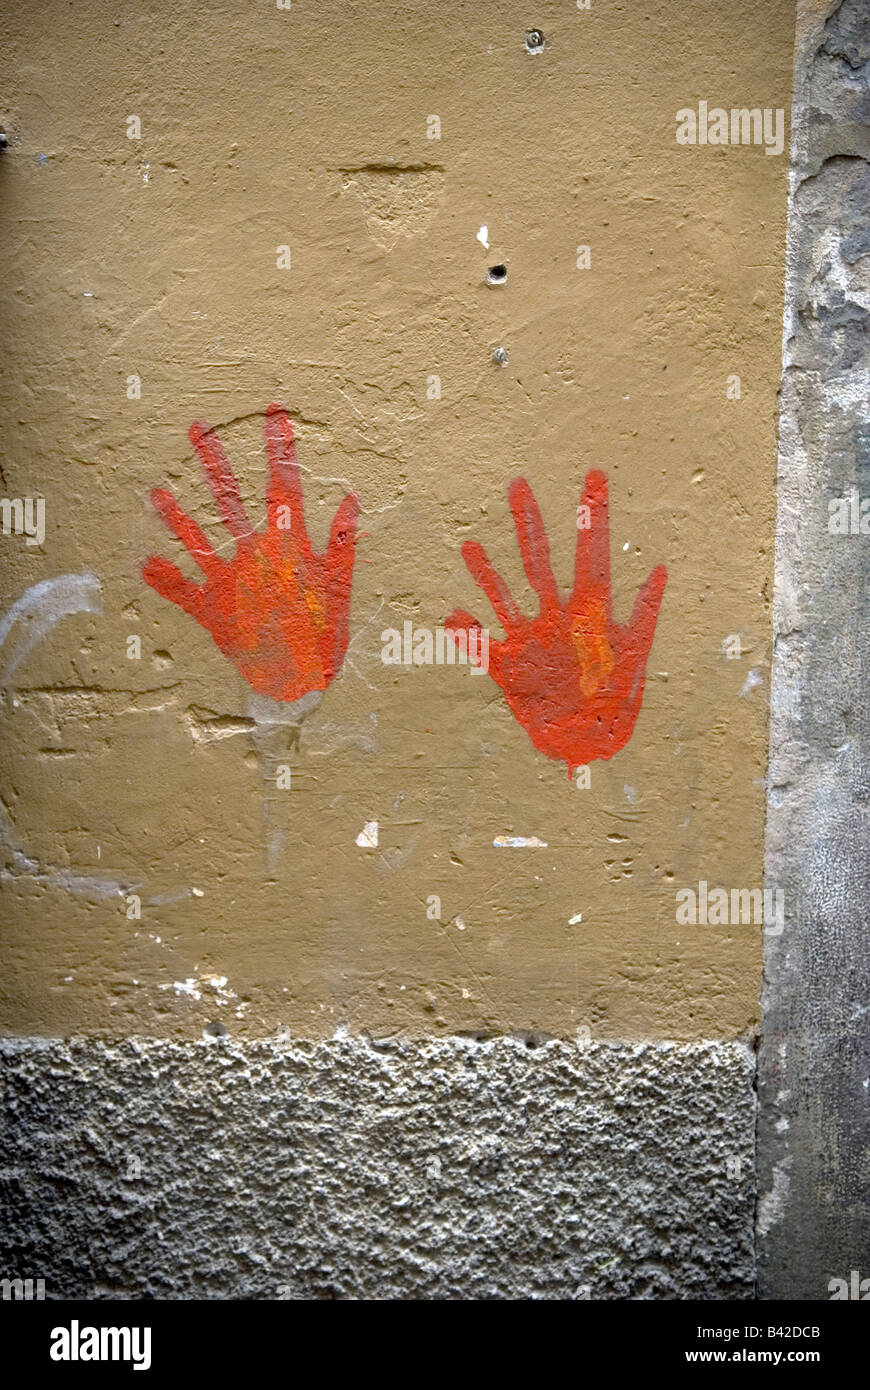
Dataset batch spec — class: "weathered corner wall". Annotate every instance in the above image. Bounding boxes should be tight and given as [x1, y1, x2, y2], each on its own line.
[758, 0, 870, 1301]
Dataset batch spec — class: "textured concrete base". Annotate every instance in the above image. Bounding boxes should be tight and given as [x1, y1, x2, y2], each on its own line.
[1, 1036, 755, 1299]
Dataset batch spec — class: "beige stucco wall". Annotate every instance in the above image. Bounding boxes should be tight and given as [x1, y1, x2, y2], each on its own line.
[0, 0, 794, 1041]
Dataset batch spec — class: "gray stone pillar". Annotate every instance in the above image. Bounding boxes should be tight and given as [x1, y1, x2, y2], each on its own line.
[758, 0, 870, 1301]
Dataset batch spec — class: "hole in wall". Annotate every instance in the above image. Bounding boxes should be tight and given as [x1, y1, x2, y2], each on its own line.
[486, 264, 508, 286]
[525, 29, 545, 54]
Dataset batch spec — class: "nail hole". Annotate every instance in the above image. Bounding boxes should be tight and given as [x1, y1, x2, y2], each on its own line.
[525, 29, 545, 54]
[486, 264, 508, 286]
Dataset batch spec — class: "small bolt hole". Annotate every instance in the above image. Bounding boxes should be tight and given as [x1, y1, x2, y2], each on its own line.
[525, 30, 545, 54]
[486, 264, 508, 286]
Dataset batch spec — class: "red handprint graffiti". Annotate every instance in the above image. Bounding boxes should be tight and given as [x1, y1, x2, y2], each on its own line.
[445, 471, 667, 774]
[143, 405, 360, 704]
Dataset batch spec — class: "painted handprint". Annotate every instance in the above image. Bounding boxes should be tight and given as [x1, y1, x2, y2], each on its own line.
[445, 471, 667, 773]
[143, 404, 360, 704]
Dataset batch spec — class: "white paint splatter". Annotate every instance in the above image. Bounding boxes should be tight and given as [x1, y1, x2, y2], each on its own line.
[163, 972, 237, 1007]
[493, 835, 548, 848]
[356, 819, 379, 848]
[246, 688, 323, 876]
[477, 224, 489, 249]
[172, 978, 201, 1000]
[568, 911, 583, 925]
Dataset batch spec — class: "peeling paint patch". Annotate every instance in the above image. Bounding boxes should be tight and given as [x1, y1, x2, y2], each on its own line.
[181, 705, 254, 744]
[340, 166, 445, 251]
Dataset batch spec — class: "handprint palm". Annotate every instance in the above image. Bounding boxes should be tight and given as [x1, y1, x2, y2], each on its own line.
[445, 471, 667, 773]
[143, 405, 360, 704]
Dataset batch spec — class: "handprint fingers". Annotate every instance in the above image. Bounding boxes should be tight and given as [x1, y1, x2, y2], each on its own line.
[263, 403, 310, 547]
[149, 487, 223, 579]
[573, 469, 610, 602]
[142, 556, 204, 622]
[189, 419, 253, 540]
[461, 540, 521, 631]
[626, 563, 668, 660]
[507, 478, 560, 613]
[445, 608, 501, 677]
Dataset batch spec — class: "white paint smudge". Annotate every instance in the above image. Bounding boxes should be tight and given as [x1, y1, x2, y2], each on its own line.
[493, 835, 548, 848]
[568, 911, 583, 925]
[757, 1157, 792, 1235]
[246, 688, 323, 876]
[0, 805, 129, 900]
[0, 572, 187, 905]
[477, 224, 489, 249]
[0, 572, 101, 689]
[740, 667, 764, 697]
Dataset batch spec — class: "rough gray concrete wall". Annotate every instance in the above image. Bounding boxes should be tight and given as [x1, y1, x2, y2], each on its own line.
[758, 0, 870, 1300]
[0, 1037, 755, 1300]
